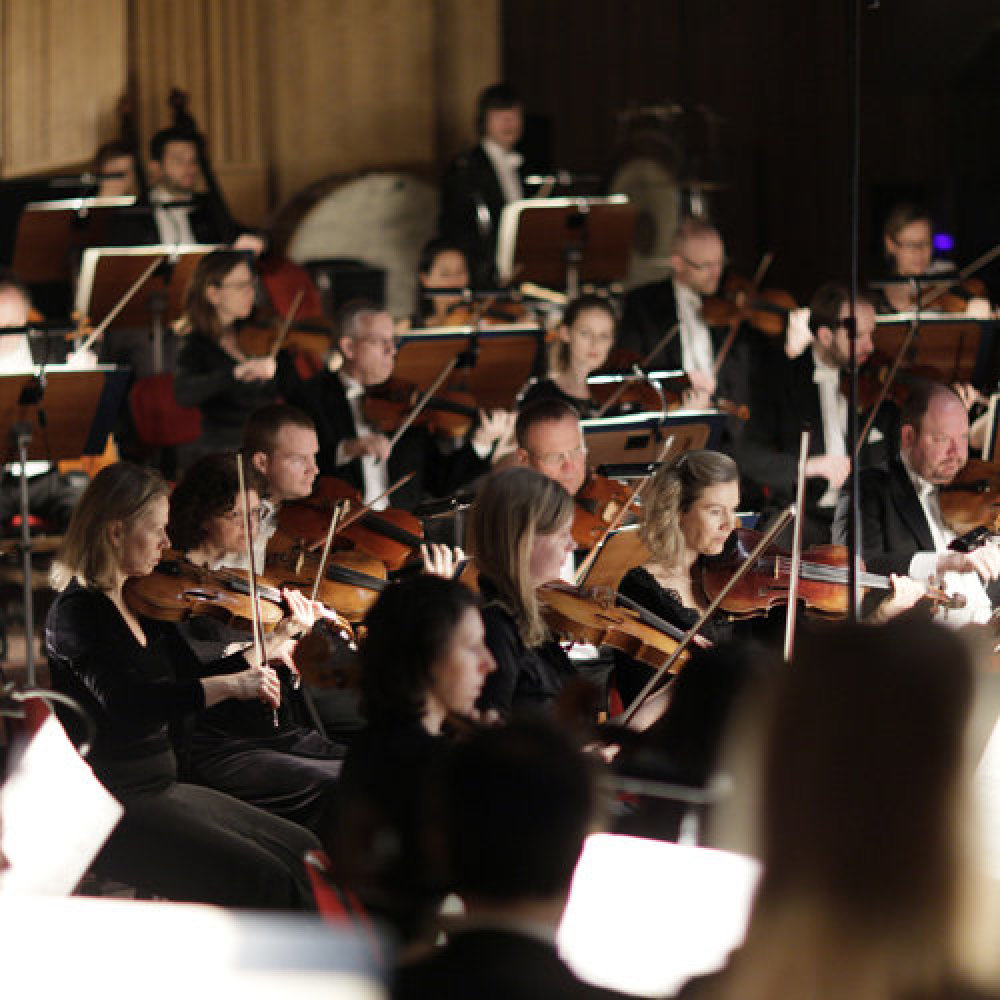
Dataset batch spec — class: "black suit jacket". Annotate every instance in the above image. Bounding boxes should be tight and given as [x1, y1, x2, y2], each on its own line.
[393, 928, 638, 1000]
[299, 369, 489, 511]
[438, 144, 528, 286]
[106, 191, 240, 247]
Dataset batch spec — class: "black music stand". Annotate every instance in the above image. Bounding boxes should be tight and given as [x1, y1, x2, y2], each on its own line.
[581, 411, 723, 469]
[495, 196, 636, 295]
[0, 366, 129, 686]
[75, 245, 219, 374]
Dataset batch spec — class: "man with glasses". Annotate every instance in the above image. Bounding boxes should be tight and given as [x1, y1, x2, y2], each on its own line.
[620, 218, 749, 415]
[514, 398, 588, 499]
[301, 300, 511, 511]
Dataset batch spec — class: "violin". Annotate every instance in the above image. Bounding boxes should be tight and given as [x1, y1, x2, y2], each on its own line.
[700, 528, 964, 617]
[364, 376, 480, 439]
[701, 274, 799, 337]
[939, 458, 1000, 536]
[572, 473, 642, 549]
[277, 477, 424, 571]
[264, 544, 388, 623]
[538, 582, 703, 674]
[124, 553, 288, 631]
[852, 350, 946, 412]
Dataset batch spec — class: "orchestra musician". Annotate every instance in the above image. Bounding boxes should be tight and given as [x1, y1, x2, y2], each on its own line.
[108, 124, 264, 255]
[841, 381, 1000, 625]
[438, 83, 528, 286]
[166, 451, 345, 834]
[467, 466, 578, 718]
[300, 299, 511, 511]
[518, 294, 618, 419]
[875, 203, 991, 317]
[514, 398, 588, 501]
[326, 575, 496, 944]
[414, 238, 472, 327]
[738, 283, 889, 547]
[45, 462, 318, 908]
[92, 139, 139, 199]
[619, 217, 751, 414]
[173, 250, 302, 470]
[394, 722, 640, 1000]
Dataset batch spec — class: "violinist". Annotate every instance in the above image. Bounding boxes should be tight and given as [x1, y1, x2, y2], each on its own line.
[44, 462, 318, 908]
[875, 203, 991, 318]
[414, 238, 471, 327]
[173, 250, 302, 469]
[619, 218, 751, 415]
[438, 83, 528, 286]
[92, 139, 139, 199]
[514, 398, 588, 500]
[108, 124, 264, 255]
[166, 452, 345, 833]
[518, 294, 618, 419]
[326, 575, 496, 944]
[739, 283, 888, 546]
[301, 299, 510, 511]
[467, 466, 578, 718]
[844, 381, 1000, 625]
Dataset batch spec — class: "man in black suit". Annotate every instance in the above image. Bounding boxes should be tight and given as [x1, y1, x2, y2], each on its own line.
[438, 84, 528, 286]
[619, 218, 752, 416]
[108, 125, 263, 254]
[738, 283, 886, 546]
[300, 300, 511, 511]
[393, 722, 638, 1000]
[842, 381, 1000, 623]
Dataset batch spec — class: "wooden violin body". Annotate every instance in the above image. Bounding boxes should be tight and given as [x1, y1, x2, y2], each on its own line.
[940, 458, 1000, 535]
[364, 376, 479, 438]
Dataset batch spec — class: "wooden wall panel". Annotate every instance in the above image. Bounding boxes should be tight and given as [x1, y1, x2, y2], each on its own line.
[131, 0, 268, 222]
[1, 0, 126, 177]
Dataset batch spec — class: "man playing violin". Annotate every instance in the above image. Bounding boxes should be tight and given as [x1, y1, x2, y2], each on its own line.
[844, 381, 1000, 625]
[301, 300, 511, 511]
[619, 218, 751, 415]
[515, 397, 589, 500]
[739, 283, 888, 547]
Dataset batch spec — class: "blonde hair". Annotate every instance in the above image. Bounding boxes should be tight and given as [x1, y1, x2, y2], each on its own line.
[51, 463, 168, 592]
[467, 466, 573, 646]
[640, 450, 738, 567]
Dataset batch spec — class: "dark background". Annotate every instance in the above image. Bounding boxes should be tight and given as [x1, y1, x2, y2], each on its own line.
[502, 0, 1000, 299]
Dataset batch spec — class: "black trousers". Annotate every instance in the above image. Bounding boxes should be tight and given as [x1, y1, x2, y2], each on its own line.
[95, 779, 319, 910]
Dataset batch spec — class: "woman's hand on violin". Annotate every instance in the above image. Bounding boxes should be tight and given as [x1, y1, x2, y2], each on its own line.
[784, 307, 814, 359]
[233, 664, 281, 709]
[342, 433, 391, 462]
[277, 586, 324, 636]
[472, 408, 516, 452]
[938, 541, 1000, 583]
[234, 357, 277, 382]
[805, 454, 851, 490]
[421, 543, 465, 579]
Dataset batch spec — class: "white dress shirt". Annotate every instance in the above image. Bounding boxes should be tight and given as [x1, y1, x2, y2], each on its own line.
[812, 347, 847, 508]
[481, 138, 524, 206]
[673, 280, 715, 378]
[334, 372, 389, 510]
[150, 184, 197, 246]
[902, 454, 992, 626]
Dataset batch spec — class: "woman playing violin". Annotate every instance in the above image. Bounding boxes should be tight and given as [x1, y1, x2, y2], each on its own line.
[414, 238, 471, 327]
[326, 575, 496, 943]
[519, 294, 617, 419]
[467, 466, 578, 718]
[45, 462, 318, 908]
[173, 249, 302, 470]
[166, 451, 345, 833]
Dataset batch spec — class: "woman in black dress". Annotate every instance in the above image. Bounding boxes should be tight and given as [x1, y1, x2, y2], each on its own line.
[45, 462, 317, 908]
[173, 250, 300, 468]
[467, 466, 578, 718]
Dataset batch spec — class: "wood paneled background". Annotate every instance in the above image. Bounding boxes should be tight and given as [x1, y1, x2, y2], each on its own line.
[1, 0, 500, 224]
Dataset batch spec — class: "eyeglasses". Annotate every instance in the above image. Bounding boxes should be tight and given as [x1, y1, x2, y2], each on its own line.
[891, 239, 932, 252]
[356, 335, 398, 353]
[220, 506, 264, 524]
[527, 445, 587, 468]
[680, 255, 725, 272]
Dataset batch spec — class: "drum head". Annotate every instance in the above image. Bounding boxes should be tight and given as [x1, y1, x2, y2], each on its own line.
[608, 156, 680, 291]
[280, 172, 439, 317]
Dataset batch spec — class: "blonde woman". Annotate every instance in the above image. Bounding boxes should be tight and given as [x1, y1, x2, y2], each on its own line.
[45, 462, 317, 908]
[467, 466, 577, 717]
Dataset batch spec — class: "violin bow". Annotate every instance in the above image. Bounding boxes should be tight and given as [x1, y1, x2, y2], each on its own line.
[713, 251, 774, 376]
[915, 241, 1000, 312]
[331, 470, 417, 536]
[855, 314, 919, 455]
[783, 430, 811, 662]
[309, 498, 348, 603]
[77, 253, 166, 355]
[237, 453, 278, 727]
[595, 322, 680, 418]
[619, 505, 795, 728]
[384, 355, 461, 455]
[574, 435, 675, 587]
[268, 288, 305, 360]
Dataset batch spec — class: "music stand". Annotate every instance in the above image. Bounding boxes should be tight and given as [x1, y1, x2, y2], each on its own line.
[495, 196, 636, 294]
[581, 411, 722, 469]
[0, 365, 130, 686]
[11, 197, 136, 287]
[75, 245, 219, 373]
